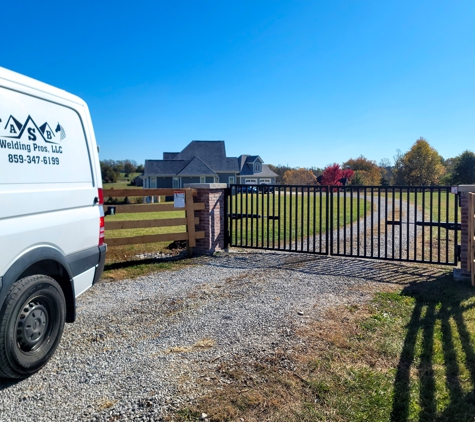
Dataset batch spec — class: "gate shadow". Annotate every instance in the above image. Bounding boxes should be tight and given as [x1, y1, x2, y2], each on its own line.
[211, 251, 449, 285]
[391, 276, 475, 422]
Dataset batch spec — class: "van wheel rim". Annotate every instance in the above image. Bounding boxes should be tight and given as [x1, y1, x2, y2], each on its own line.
[16, 301, 49, 352]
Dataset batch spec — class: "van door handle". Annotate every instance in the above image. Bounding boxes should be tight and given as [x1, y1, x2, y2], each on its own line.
[93, 197, 99, 205]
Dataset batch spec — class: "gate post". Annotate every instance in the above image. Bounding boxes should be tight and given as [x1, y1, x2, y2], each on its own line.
[184, 183, 228, 255]
[456, 185, 475, 280]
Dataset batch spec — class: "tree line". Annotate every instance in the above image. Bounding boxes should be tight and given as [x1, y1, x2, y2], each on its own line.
[100, 160, 144, 183]
[269, 138, 475, 186]
[100, 138, 475, 186]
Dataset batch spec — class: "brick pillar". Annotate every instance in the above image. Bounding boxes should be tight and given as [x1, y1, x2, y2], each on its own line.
[455, 185, 475, 279]
[184, 183, 227, 255]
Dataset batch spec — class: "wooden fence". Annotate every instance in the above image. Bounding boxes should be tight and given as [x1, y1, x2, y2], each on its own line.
[103, 188, 205, 253]
[469, 192, 475, 286]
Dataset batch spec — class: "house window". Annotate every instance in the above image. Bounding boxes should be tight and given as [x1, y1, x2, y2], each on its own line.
[255, 162, 261, 173]
[229, 176, 235, 185]
[245, 178, 257, 184]
[259, 179, 271, 184]
[200, 177, 206, 183]
[150, 177, 157, 188]
[215, 177, 219, 183]
[173, 177, 180, 188]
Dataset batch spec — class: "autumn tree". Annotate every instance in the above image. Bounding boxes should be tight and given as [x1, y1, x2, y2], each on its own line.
[320, 163, 354, 186]
[268, 164, 292, 184]
[393, 138, 445, 185]
[282, 168, 316, 185]
[343, 155, 382, 185]
[451, 150, 475, 184]
[308, 166, 323, 178]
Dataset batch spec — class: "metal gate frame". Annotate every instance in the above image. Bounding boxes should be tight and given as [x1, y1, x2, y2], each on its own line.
[468, 192, 475, 284]
[226, 184, 460, 266]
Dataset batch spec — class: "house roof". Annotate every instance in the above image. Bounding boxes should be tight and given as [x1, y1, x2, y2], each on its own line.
[238, 155, 262, 172]
[239, 164, 277, 177]
[144, 141, 276, 178]
[177, 156, 217, 177]
[144, 159, 187, 176]
[174, 141, 238, 172]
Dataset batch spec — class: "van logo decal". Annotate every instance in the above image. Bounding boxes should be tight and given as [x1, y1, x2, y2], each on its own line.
[55, 123, 66, 140]
[1, 115, 65, 144]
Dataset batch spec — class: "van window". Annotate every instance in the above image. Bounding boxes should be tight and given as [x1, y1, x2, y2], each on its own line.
[0, 86, 93, 185]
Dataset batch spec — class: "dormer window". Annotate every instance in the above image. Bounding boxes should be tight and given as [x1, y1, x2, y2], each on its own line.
[255, 162, 261, 173]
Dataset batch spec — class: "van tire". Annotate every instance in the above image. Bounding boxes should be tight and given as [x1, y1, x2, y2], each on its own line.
[0, 275, 66, 379]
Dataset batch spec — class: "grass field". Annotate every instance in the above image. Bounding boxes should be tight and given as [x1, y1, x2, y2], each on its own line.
[103, 172, 142, 190]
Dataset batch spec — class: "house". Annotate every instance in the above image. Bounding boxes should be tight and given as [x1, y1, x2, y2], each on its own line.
[132, 174, 144, 186]
[143, 140, 277, 188]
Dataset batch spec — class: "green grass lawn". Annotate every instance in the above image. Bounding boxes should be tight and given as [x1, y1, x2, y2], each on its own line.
[103, 172, 143, 190]
[298, 274, 475, 422]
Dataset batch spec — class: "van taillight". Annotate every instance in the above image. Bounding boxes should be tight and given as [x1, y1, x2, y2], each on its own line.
[98, 188, 104, 205]
[98, 188, 105, 246]
[99, 216, 105, 246]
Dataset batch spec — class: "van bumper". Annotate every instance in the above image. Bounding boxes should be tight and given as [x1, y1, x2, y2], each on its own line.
[93, 244, 107, 285]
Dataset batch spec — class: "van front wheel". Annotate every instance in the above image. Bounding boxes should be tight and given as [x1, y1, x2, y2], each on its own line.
[0, 275, 66, 379]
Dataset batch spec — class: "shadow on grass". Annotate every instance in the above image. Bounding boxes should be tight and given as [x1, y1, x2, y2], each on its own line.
[391, 276, 475, 422]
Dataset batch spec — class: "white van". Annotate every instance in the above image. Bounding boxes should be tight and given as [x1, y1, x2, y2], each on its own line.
[0, 67, 106, 378]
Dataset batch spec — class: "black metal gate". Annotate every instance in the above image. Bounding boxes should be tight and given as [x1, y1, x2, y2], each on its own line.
[226, 185, 460, 265]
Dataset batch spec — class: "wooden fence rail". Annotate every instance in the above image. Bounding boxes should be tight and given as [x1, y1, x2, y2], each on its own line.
[103, 188, 205, 252]
[469, 192, 475, 286]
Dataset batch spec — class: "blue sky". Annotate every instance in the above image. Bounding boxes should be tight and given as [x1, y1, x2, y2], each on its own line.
[2, 1, 474, 168]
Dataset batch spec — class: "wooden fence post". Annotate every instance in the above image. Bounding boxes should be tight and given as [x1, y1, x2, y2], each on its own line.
[185, 189, 196, 257]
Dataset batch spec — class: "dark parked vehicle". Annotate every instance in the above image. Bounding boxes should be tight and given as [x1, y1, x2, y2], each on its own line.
[236, 185, 257, 193]
[258, 184, 274, 193]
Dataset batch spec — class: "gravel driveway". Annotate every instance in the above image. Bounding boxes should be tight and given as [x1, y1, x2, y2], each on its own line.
[0, 250, 441, 421]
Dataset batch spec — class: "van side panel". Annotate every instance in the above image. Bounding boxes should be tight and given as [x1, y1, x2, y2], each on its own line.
[0, 80, 100, 284]
[0, 67, 105, 378]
